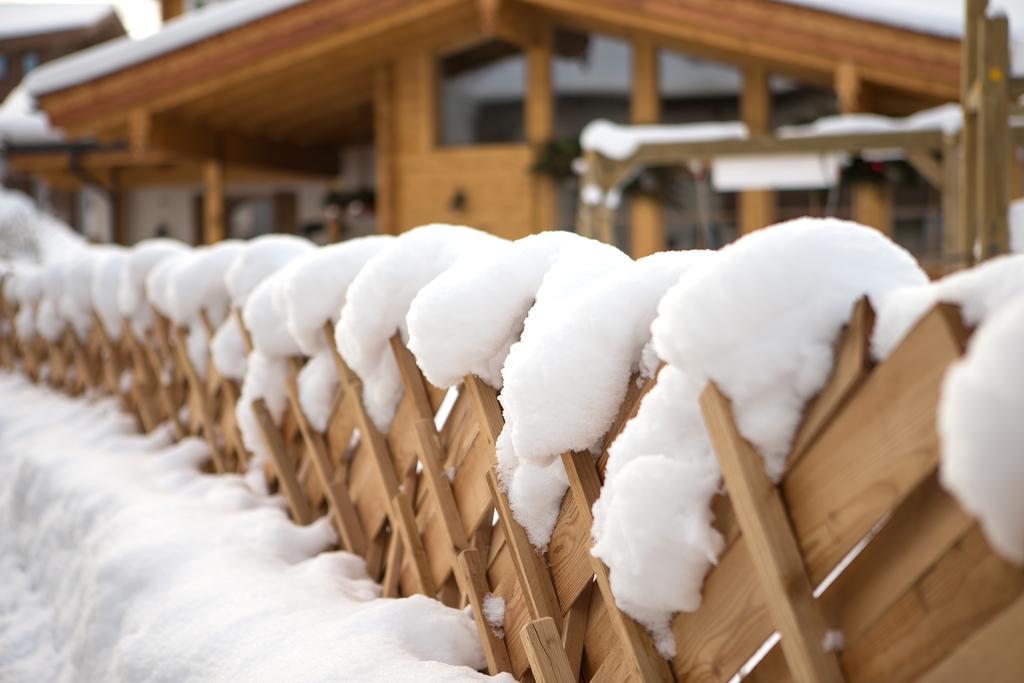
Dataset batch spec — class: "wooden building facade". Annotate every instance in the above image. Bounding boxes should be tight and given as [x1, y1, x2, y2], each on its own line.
[16, 0, 963, 252]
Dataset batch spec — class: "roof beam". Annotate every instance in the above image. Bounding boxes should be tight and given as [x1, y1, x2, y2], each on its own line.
[477, 0, 546, 46]
[129, 112, 339, 176]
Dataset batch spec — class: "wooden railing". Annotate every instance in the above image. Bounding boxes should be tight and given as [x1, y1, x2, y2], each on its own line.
[0, 272, 1020, 683]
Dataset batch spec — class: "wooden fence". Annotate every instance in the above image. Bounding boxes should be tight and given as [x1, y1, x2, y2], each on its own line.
[0, 272, 1021, 683]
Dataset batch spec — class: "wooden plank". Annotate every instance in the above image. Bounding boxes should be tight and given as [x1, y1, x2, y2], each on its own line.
[252, 396, 313, 524]
[392, 487, 437, 597]
[790, 296, 875, 460]
[841, 525, 1024, 683]
[700, 382, 844, 683]
[522, 617, 576, 683]
[917, 593, 1024, 683]
[456, 548, 513, 675]
[486, 468, 563, 629]
[415, 419, 469, 550]
[785, 303, 968, 585]
[562, 450, 674, 682]
[374, 64, 397, 235]
[283, 363, 368, 555]
[561, 582, 591, 681]
[819, 472, 974, 644]
[526, 24, 556, 231]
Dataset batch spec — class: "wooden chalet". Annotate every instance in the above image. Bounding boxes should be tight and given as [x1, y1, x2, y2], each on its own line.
[13, 0, 964, 253]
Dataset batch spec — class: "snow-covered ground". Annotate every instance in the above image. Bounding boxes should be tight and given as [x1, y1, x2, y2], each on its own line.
[0, 373, 505, 683]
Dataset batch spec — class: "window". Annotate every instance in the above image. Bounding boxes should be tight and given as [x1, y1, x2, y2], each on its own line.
[22, 51, 40, 74]
[0, 54, 7, 80]
[438, 39, 525, 146]
[553, 28, 631, 136]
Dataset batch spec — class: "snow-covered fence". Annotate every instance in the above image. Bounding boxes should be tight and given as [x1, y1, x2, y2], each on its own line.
[2, 221, 1023, 683]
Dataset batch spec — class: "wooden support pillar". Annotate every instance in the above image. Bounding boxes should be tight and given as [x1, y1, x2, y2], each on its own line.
[836, 62, 892, 235]
[272, 191, 297, 234]
[374, 65, 397, 235]
[111, 168, 129, 245]
[740, 64, 775, 234]
[941, 134, 962, 261]
[527, 27, 557, 231]
[630, 39, 665, 255]
[959, 0, 987, 264]
[976, 15, 1010, 258]
[851, 182, 892, 234]
[160, 0, 184, 22]
[202, 157, 226, 244]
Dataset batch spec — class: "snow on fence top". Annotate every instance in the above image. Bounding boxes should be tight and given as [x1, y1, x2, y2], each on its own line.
[337, 224, 506, 431]
[939, 296, 1024, 565]
[91, 245, 129, 340]
[224, 234, 315, 309]
[165, 240, 244, 328]
[497, 249, 713, 550]
[119, 239, 191, 336]
[281, 236, 393, 357]
[873, 253, 1024, 359]
[25, 0, 308, 96]
[407, 230, 612, 391]
[654, 217, 927, 481]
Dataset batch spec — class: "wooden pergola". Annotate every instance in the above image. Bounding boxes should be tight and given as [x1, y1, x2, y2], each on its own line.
[577, 0, 1024, 267]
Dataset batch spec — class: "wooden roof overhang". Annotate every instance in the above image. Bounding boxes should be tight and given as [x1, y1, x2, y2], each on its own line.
[521, 0, 961, 104]
[26, 0, 962, 183]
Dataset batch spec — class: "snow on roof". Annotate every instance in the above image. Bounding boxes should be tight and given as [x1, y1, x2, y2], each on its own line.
[779, 103, 964, 138]
[580, 119, 748, 160]
[777, 0, 1024, 76]
[25, 0, 306, 97]
[0, 3, 115, 41]
[0, 85, 61, 145]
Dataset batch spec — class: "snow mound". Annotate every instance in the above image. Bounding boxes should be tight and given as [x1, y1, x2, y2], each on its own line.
[939, 295, 1024, 564]
[224, 234, 314, 308]
[592, 366, 723, 658]
[408, 231, 609, 390]
[91, 246, 130, 340]
[280, 236, 393, 356]
[654, 217, 926, 481]
[0, 374, 502, 682]
[338, 225, 506, 431]
[120, 239, 192, 337]
[873, 254, 1024, 359]
[236, 350, 290, 467]
[298, 351, 340, 433]
[165, 240, 245, 327]
[497, 249, 710, 549]
[210, 314, 248, 381]
[60, 249, 103, 341]
[145, 251, 190, 320]
[244, 268, 302, 359]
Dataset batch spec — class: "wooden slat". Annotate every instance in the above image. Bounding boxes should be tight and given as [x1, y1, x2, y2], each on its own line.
[700, 382, 844, 683]
[785, 303, 969, 585]
[789, 296, 874, 459]
[252, 396, 313, 524]
[456, 548, 513, 675]
[562, 450, 673, 682]
[917, 593, 1024, 683]
[522, 617, 576, 683]
[486, 468, 563, 629]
